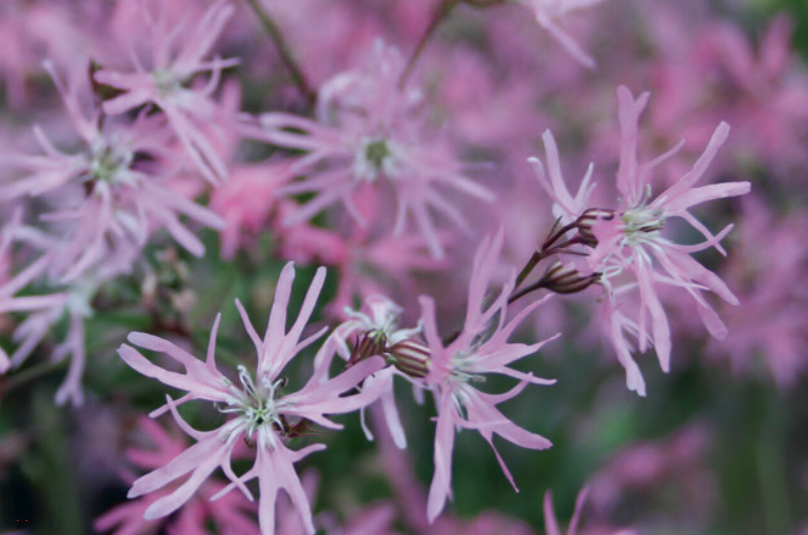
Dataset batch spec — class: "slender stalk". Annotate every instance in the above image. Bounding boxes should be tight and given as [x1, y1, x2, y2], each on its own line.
[243, 0, 316, 105]
[398, 0, 460, 90]
[0, 359, 67, 399]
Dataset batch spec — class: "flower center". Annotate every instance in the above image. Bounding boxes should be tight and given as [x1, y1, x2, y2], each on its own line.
[223, 366, 286, 440]
[354, 137, 400, 182]
[620, 205, 664, 245]
[152, 69, 183, 97]
[88, 140, 134, 186]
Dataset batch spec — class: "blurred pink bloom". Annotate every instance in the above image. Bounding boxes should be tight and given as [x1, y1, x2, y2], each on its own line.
[420, 229, 558, 521]
[95, 417, 259, 535]
[94, 0, 238, 184]
[544, 487, 639, 535]
[516, 0, 604, 68]
[709, 198, 808, 388]
[209, 160, 295, 259]
[1, 62, 224, 282]
[118, 262, 385, 535]
[587, 424, 714, 531]
[255, 42, 493, 258]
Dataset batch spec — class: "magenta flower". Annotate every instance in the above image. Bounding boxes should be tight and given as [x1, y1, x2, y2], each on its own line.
[253, 42, 493, 259]
[118, 262, 385, 535]
[420, 229, 558, 521]
[93, 0, 238, 184]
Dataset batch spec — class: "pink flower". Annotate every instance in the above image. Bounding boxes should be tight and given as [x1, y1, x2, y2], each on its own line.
[420, 229, 558, 521]
[529, 86, 748, 395]
[516, 0, 605, 68]
[93, 0, 238, 184]
[117, 262, 385, 535]
[253, 42, 493, 259]
[707, 198, 808, 388]
[1, 61, 224, 282]
[95, 417, 260, 535]
[589, 86, 749, 391]
[329, 294, 426, 449]
[209, 160, 295, 260]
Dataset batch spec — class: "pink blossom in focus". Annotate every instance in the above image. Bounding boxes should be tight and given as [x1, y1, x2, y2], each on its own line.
[117, 262, 385, 535]
[527, 86, 749, 395]
[329, 294, 425, 449]
[589, 86, 749, 392]
[420, 229, 558, 521]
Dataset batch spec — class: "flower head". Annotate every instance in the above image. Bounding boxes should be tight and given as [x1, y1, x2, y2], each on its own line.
[118, 262, 384, 535]
[93, 0, 238, 184]
[254, 42, 493, 259]
[419, 229, 558, 521]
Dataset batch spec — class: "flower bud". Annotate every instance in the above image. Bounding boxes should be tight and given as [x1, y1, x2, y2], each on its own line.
[540, 260, 600, 294]
[388, 339, 431, 378]
[349, 329, 389, 364]
[576, 208, 615, 243]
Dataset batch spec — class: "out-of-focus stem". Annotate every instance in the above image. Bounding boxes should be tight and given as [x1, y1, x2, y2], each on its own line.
[0, 359, 67, 399]
[398, 0, 460, 90]
[243, 0, 316, 105]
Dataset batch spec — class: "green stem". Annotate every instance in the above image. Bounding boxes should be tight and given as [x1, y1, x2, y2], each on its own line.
[0, 359, 68, 399]
[243, 0, 316, 105]
[398, 0, 460, 89]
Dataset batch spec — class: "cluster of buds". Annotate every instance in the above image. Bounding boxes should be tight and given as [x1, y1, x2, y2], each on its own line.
[510, 209, 617, 304]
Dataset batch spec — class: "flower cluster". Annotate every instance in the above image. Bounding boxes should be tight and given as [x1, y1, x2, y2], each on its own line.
[2, 0, 806, 534]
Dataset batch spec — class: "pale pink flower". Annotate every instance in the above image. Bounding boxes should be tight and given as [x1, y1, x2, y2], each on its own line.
[329, 294, 426, 449]
[95, 417, 260, 535]
[515, 0, 605, 68]
[525, 86, 748, 394]
[588, 86, 749, 388]
[93, 0, 238, 184]
[0, 214, 67, 376]
[117, 262, 385, 535]
[254, 42, 493, 259]
[420, 229, 558, 521]
[0, 209, 138, 405]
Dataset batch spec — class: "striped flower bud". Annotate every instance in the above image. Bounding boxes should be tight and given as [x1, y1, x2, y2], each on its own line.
[388, 339, 431, 378]
[540, 260, 600, 294]
[576, 208, 615, 244]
